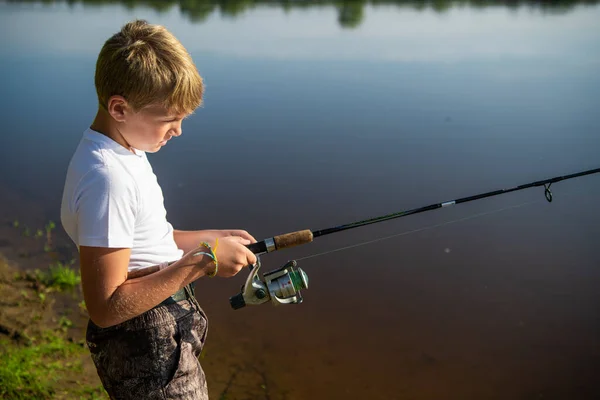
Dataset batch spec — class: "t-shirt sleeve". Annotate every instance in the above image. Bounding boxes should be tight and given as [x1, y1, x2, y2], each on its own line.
[74, 166, 137, 248]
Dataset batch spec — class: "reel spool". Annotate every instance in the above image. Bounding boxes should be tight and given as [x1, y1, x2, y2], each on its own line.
[229, 259, 309, 310]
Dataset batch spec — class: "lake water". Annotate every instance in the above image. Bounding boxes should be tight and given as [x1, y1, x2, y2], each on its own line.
[1, 1, 600, 399]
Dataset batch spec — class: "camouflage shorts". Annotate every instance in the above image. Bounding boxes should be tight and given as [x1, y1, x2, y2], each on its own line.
[86, 298, 209, 399]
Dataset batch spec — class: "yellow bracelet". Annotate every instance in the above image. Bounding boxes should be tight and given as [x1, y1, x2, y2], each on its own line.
[198, 241, 218, 277]
[208, 238, 219, 277]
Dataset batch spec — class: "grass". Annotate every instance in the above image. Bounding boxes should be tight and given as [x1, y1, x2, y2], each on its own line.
[0, 332, 74, 398]
[24, 261, 81, 292]
[46, 261, 80, 291]
[11, 218, 80, 291]
[0, 331, 106, 399]
[12, 218, 56, 253]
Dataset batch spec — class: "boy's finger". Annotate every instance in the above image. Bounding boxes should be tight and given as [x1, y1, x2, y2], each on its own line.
[233, 230, 257, 243]
[228, 236, 251, 245]
[247, 252, 257, 266]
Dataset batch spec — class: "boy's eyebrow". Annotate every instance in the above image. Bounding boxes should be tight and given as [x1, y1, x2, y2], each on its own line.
[145, 106, 187, 119]
[164, 113, 189, 120]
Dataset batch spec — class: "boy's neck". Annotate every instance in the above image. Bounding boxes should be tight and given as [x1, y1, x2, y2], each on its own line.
[90, 108, 134, 153]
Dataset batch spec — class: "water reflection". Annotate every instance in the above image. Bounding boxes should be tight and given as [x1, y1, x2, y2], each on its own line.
[6, 0, 600, 28]
[4, 0, 600, 65]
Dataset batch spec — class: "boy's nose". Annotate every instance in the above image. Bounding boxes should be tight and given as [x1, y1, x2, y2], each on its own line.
[171, 124, 182, 137]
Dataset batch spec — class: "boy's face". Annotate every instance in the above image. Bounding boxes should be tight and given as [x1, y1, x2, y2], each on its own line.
[119, 102, 188, 153]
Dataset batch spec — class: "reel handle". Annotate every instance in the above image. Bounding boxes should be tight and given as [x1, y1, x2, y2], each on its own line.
[247, 229, 313, 254]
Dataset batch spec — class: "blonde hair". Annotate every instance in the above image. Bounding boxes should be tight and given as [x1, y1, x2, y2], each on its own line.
[95, 20, 203, 114]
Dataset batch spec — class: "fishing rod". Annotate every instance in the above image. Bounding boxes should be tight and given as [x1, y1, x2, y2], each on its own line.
[229, 166, 600, 310]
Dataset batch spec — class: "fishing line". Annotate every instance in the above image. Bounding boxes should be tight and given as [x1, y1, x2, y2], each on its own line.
[247, 166, 600, 257]
[295, 199, 542, 262]
[228, 171, 599, 310]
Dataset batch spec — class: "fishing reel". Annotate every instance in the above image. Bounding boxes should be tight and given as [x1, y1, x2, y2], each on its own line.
[229, 258, 309, 310]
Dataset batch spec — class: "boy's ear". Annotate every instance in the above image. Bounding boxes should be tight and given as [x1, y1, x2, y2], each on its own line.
[106, 95, 130, 123]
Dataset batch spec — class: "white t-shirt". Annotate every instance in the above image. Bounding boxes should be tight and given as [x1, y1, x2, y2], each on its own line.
[61, 128, 183, 272]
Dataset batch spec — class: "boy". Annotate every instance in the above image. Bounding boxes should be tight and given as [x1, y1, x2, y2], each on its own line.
[60, 20, 257, 399]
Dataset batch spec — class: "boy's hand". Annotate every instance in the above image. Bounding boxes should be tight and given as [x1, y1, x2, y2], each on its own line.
[172, 229, 257, 255]
[211, 229, 257, 244]
[192, 236, 257, 278]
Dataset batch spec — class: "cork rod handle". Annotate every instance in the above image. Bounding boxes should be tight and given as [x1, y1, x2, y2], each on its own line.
[273, 229, 313, 250]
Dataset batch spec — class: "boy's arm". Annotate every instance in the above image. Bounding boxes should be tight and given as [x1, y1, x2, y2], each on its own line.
[173, 229, 256, 254]
[80, 246, 211, 328]
[80, 236, 256, 328]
